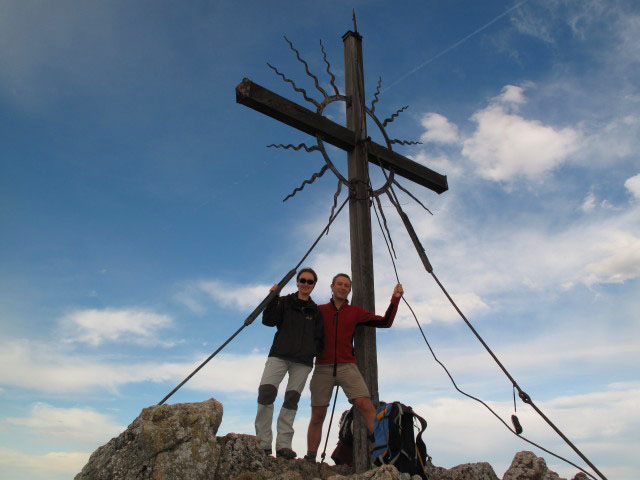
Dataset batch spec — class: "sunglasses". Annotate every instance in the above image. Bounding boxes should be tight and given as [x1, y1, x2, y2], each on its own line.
[298, 278, 315, 285]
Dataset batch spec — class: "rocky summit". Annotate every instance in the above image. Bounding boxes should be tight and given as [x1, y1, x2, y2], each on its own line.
[75, 399, 586, 480]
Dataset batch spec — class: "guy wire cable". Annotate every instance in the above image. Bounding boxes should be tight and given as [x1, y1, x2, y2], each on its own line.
[158, 196, 349, 406]
[370, 199, 599, 480]
[385, 189, 606, 480]
[365, 154, 606, 479]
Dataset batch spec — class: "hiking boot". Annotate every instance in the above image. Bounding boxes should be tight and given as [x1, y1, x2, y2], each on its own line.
[263, 448, 272, 456]
[276, 448, 297, 460]
[303, 453, 316, 463]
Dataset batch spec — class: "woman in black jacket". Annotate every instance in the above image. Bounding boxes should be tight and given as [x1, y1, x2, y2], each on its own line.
[254, 267, 324, 459]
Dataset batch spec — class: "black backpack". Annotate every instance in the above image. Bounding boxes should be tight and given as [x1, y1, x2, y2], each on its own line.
[370, 402, 431, 479]
[331, 407, 354, 466]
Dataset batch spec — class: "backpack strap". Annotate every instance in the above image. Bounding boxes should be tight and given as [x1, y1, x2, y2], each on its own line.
[413, 410, 427, 438]
[411, 410, 430, 477]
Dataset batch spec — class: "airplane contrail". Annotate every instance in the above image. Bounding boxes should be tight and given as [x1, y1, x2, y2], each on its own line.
[383, 0, 530, 92]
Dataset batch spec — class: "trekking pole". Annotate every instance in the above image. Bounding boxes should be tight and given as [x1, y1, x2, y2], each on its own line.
[157, 197, 349, 406]
[320, 385, 340, 463]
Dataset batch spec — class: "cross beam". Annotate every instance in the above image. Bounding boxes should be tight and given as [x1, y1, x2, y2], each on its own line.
[236, 78, 448, 194]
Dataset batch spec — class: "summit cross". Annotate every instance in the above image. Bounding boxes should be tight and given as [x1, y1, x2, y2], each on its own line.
[236, 25, 448, 472]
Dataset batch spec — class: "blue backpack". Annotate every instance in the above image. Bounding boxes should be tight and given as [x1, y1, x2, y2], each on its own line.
[371, 402, 430, 479]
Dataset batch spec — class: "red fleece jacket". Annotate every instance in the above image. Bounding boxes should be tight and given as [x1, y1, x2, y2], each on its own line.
[315, 296, 400, 365]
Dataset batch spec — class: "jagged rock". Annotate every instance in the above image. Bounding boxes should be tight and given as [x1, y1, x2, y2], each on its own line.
[75, 398, 223, 480]
[215, 433, 269, 478]
[502, 451, 565, 480]
[75, 397, 352, 480]
[214, 431, 352, 479]
[430, 461, 499, 480]
[75, 399, 579, 480]
[326, 464, 422, 479]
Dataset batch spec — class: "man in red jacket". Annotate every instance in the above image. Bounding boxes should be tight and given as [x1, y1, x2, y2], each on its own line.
[305, 273, 403, 462]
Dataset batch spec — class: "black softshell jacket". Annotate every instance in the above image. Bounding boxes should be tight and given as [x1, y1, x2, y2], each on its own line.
[262, 293, 324, 366]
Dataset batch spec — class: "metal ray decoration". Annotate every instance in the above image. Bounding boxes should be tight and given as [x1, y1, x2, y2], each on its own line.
[382, 106, 409, 127]
[263, 35, 435, 234]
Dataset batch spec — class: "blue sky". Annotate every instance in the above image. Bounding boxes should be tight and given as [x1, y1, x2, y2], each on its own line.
[1, 1, 638, 479]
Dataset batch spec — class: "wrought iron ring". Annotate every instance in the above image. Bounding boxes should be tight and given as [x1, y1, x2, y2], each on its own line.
[315, 96, 396, 199]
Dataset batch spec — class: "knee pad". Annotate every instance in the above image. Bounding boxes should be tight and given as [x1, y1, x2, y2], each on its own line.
[282, 390, 301, 410]
[257, 384, 278, 405]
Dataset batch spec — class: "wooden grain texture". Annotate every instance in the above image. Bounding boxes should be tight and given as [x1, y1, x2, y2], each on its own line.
[236, 78, 448, 194]
[343, 29, 378, 474]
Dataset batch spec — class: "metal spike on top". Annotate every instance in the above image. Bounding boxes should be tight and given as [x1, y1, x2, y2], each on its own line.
[352, 10, 358, 33]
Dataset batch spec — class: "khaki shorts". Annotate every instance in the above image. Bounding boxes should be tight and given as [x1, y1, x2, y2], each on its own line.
[309, 363, 370, 407]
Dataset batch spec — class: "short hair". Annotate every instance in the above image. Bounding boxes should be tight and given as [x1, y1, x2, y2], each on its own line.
[331, 273, 351, 285]
[297, 267, 318, 283]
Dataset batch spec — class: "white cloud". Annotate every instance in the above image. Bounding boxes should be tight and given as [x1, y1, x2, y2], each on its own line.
[0, 339, 263, 394]
[6, 403, 125, 444]
[388, 191, 640, 300]
[581, 192, 596, 213]
[586, 115, 640, 164]
[378, 326, 640, 390]
[419, 113, 459, 144]
[0, 340, 162, 393]
[510, 5, 555, 44]
[462, 99, 580, 182]
[175, 279, 276, 313]
[173, 287, 207, 314]
[181, 352, 265, 394]
[625, 174, 640, 200]
[512, 0, 610, 44]
[486, 223, 640, 290]
[496, 84, 527, 106]
[62, 308, 174, 346]
[584, 231, 640, 285]
[0, 447, 89, 480]
[197, 280, 272, 311]
[410, 151, 463, 177]
[387, 291, 489, 327]
[406, 382, 640, 478]
[616, 13, 640, 65]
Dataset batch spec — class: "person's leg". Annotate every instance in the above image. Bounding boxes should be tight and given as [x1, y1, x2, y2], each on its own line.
[307, 405, 328, 454]
[255, 357, 288, 452]
[306, 364, 334, 459]
[337, 363, 375, 434]
[351, 396, 376, 434]
[275, 361, 312, 454]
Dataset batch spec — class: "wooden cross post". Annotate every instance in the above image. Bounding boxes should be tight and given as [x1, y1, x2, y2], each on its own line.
[342, 29, 380, 472]
[236, 27, 447, 472]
